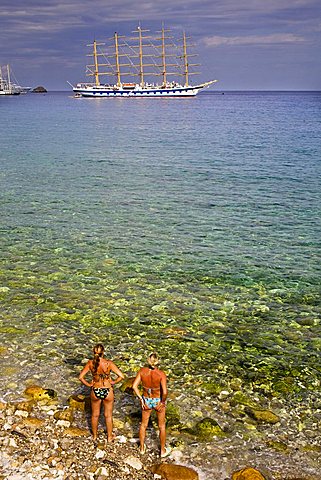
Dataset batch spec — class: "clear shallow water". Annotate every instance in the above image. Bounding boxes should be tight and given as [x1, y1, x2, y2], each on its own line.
[1, 90, 321, 477]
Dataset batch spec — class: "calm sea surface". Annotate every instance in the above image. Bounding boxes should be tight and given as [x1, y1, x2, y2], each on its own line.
[0, 91, 321, 475]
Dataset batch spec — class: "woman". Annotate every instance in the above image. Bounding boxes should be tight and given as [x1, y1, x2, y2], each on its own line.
[132, 352, 171, 457]
[79, 343, 124, 443]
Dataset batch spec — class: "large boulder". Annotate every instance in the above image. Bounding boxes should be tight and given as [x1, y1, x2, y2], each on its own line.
[232, 467, 266, 480]
[24, 385, 57, 403]
[32, 86, 47, 93]
[151, 463, 199, 480]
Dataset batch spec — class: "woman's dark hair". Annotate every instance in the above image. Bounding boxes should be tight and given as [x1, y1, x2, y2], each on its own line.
[92, 343, 105, 375]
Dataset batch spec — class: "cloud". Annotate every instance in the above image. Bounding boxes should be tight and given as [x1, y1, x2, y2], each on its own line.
[1, 0, 319, 32]
[1, 0, 320, 89]
[203, 33, 307, 47]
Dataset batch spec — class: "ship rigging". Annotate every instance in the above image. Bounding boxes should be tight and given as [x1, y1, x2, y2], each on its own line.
[72, 25, 217, 98]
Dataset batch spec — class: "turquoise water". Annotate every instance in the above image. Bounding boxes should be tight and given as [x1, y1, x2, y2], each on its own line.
[0, 91, 320, 404]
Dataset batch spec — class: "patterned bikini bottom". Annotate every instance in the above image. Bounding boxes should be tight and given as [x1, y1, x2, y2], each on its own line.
[142, 396, 161, 409]
[92, 387, 110, 400]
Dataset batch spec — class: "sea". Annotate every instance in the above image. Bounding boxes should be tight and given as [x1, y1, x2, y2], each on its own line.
[0, 90, 321, 478]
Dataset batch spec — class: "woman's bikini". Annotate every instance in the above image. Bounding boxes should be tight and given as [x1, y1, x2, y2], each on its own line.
[92, 366, 111, 400]
[141, 369, 162, 409]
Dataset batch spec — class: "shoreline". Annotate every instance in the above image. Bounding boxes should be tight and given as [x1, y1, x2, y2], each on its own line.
[1, 384, 321, 480]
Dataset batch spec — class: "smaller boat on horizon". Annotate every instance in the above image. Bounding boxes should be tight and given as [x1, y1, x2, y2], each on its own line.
[0, 65, 31, 95]
[0, 65, 20, 95]
[19, 86, 32, 94]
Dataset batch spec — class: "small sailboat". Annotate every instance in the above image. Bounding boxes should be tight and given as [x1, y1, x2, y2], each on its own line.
[0, 65, 21, 95]
[72, 25, 217, 98]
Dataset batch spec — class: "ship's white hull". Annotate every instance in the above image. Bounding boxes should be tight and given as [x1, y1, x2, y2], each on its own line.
[0, 90, 20, 95]
[73, 81, 216, 98]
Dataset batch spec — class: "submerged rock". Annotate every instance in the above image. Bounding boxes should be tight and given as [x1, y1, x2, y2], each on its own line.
[231, 391, 259, 408]
[244, 407, 280, 424]
[189, 417, 225, 439]
[201, 382, 222, 396]
[166, 402, 181, 429]
[266, 439, 289, 452]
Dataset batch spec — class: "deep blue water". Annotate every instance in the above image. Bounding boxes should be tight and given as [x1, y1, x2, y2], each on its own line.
[0, 91, 320, 403]
[1, 92, 320, 277]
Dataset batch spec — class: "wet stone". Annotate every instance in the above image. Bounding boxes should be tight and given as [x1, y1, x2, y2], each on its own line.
[19, 417, 45, 429]
[24, 385, 57, 403]
[244, 407, 280, 424]
[232, 467, 266, 480]
[54, 407, 74, 423]
[68, 393, 90, 411]
[151, 463, 199, 480]
[12, 400, 34, 412]
[189, 417, 226, 439]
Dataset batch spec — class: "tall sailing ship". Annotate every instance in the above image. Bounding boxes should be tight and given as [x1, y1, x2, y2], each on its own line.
[72, 25, 217, 98]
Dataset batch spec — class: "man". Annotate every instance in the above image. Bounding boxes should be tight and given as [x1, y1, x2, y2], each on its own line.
[132, 352, 171, 457]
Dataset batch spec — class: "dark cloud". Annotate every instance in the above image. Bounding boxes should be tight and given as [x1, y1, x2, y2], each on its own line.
[0, 0, 320, 89]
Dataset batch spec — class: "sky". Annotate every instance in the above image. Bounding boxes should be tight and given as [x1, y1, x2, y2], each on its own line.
[1, 0, 320, 91]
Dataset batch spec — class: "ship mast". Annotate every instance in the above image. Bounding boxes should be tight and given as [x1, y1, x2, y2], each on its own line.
[161, 25, 167, 87]
[93, 41, 99, 86]
[7, 65, 12, 93]
[181, 32, 200, 87]
[155, 25, 178, 87]
[87, 40, 106, 86]
[182, 32, 189, 87]
[138, 26, 144, 87]
[130, 25, 153, 87]
[114, 32, 121, 87]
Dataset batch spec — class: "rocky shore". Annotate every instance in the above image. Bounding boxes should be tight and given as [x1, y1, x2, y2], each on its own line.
[1, 384, 321, 480]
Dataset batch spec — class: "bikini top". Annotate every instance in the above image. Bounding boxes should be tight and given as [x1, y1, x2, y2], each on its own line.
[91, 360, 111, 381]
[94, 372, 110, 380]
[143, 385, 160, 396]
